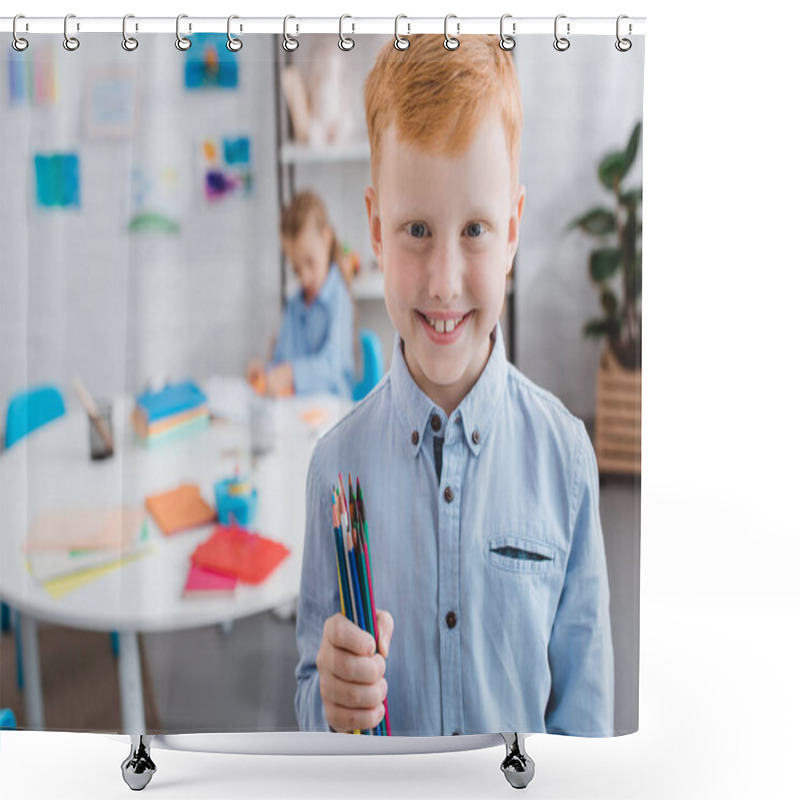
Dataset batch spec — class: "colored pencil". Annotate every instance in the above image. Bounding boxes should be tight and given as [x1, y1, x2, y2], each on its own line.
[332, 489, 346, 619]
[356, 479, 390, 736]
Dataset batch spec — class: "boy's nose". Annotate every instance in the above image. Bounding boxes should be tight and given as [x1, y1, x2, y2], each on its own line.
[427, 240, 463, 302]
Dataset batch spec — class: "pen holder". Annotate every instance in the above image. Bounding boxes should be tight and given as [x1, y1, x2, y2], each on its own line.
[214, 478, 258, 528]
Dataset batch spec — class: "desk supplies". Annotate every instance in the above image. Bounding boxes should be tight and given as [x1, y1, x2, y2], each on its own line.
[190, 522, 289, 585]
[215, 475, 258, 527]
[145, 483, 216, 536]
[182, 563, 238, 597]
[72, 376, 115, 458]
[133, 380, 210, 446]
[24, 507, 152, 597]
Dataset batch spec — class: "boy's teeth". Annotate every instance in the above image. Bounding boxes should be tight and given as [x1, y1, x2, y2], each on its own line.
[425, 314, 463, 334]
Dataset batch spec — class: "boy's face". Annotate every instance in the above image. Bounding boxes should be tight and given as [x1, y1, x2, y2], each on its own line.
[365, 117, 525, 414]
[283, 223, 332, 304]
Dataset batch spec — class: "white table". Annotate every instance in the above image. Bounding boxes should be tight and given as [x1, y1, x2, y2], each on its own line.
[0, 389, 349, 734]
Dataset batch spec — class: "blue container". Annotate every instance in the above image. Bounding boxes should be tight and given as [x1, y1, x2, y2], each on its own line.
[214, 478, 258, 527]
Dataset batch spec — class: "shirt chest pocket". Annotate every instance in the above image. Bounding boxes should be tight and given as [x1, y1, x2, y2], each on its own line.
[486, 534, 558, 575]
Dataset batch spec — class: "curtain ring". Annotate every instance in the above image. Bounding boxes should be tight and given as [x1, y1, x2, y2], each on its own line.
[443, 14, 459, 51]
[227, 15, 243, 51]
[283, 15, 299, 52]
[63, 13, 80, 51]
[12, 15, 29, 52]
[122, 14, 138, 51]
[394, 15, 410, 50]
[338, 15, 355, 51]
[175, 14, 191, 50]
[553, 14, 570, 52]
[499, 14, 515, 50]
[615, 15, 632, 51]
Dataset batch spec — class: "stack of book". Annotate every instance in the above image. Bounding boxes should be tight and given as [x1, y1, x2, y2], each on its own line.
[132, 380, 209, 446]
[24, 507, 152, 599]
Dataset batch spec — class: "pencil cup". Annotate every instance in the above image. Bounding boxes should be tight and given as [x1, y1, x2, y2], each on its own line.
[250, 395, 276, 457]
[89, 400, 114, 460]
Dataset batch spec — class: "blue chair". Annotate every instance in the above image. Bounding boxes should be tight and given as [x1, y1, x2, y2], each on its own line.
[352, 329, 385, 402]
[0, 708, 17, 729]
[3, 385, 121, 688]
[5, 384, 66, 449]
[3, 385, 67, 686]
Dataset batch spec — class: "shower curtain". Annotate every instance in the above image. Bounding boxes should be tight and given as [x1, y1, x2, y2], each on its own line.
[0, 23, 644, 741]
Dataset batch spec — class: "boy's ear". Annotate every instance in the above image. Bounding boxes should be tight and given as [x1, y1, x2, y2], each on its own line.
[506, 185, 526, 274]
[364, 186, 383, 270]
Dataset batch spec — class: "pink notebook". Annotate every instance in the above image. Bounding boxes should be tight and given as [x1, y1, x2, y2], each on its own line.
[182, 563, 237, 597]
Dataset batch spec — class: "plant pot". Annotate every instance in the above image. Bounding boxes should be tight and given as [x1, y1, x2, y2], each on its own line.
[594, 347, 641, 475]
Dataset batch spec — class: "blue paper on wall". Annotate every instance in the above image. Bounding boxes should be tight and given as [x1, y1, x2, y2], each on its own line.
[34, 153, 80, 208]
[184, 34, 238, 90]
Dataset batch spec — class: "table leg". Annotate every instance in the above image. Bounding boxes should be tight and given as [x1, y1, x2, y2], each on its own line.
[19, 613, 45, 730]
[117, 631, 146, 734]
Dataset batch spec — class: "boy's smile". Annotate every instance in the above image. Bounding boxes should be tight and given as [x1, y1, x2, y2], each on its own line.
[366, 118, 525, 416]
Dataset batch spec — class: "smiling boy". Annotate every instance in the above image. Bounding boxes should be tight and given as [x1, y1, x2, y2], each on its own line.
[295, 35, 614, 737]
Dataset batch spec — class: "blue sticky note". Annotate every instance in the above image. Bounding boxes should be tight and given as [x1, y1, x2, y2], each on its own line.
[34, 153, 80, 208]
[223, 137, 250, 166]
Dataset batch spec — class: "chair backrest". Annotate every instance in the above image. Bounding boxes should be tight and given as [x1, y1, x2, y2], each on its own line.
[5, 384, 66, 449]
[0, 708, 16, 729]
[352, 329, 385, 402]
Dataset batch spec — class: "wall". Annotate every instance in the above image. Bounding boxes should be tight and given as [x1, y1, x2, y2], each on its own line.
[0, 33, 281, 413]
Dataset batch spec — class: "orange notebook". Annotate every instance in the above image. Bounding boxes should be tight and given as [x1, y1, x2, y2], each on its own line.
[191, 524, 290, 585]
[145, 483, 216, 536]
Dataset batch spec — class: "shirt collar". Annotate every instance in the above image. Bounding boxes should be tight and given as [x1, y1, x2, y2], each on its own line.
[389, 324, 508, 458]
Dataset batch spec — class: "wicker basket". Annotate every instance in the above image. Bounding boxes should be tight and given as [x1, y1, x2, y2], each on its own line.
[595, 348, 641, 475]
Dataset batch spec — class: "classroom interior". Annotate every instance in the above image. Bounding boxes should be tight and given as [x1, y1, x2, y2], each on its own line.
[0, 33, 642, 736]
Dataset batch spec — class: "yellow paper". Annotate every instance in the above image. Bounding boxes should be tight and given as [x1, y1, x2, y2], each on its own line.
[42, 546, 154, 600]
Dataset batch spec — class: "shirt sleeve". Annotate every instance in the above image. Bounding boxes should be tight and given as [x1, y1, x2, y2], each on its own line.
[271, 301, 295, 367]
[545, 422, 615, 736]
[288, 280, 355, 397]
[294, 447, 339, 731]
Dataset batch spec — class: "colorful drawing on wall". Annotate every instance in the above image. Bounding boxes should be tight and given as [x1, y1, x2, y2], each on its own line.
[128, 165, 181, 234]
[34, 154, 80, 209]
[8, 43, 58, 105]
[84, 71, 136, 137]
[201, 136, 252, 203]
[184, 34, 238, 90]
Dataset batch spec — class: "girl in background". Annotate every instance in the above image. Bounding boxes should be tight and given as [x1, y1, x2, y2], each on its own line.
[248, 191, 355, 398]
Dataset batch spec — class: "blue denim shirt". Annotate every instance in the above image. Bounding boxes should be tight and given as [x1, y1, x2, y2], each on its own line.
[295, 326, 614, 736]
[271, 263, 355, 398]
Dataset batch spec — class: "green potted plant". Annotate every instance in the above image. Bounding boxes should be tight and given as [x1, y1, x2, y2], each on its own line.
[569, 122, 642, 474]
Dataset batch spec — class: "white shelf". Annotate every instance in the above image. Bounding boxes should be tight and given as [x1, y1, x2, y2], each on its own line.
[351, 269, 384, 301]
[279, 141, 371, 165]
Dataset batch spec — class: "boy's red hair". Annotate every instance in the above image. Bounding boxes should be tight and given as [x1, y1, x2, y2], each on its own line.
[364, 34, 523, 183]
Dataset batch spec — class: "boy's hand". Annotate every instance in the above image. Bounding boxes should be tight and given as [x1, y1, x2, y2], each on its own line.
[264, 362, 294, 397]
[316, 609, 394, 733]
[246, 360, 267, 395]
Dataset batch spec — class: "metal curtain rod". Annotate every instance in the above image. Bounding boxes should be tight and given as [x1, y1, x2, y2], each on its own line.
[0, 16, 645, 36]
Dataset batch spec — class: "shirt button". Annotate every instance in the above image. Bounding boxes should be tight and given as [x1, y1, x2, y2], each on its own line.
[472, 430, 480, 445]
[411, 431, 419, 445]
[444, 486, 454, 503]
[431, 414, 442, 432]
[446, 611, 457, 629]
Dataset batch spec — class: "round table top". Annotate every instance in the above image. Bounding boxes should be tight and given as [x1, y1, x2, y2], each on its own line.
[0, 389, 348, 633]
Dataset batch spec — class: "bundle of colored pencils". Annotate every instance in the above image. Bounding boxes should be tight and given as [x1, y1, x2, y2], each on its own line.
[331, 474, 391, 736]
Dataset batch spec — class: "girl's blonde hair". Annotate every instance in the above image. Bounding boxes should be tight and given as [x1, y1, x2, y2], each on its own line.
[280, 190, 350, 284]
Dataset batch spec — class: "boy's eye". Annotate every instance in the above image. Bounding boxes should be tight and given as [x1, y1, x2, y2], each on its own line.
[465, 222, 484, 238]
[407, 222, 427, 239]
